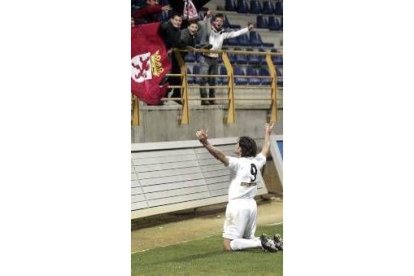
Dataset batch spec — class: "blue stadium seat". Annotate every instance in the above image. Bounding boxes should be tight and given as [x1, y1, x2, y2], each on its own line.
[274, 55, 283, 65]
[274, 1, 283, 15]
[249, 0, 262, 14]
[225, 0, 237, 11]
[256, 15, 268, 29]
[224, 36, 240, 46]
[223, 15, 231, 29]
[234, 67, 248, 85]
[228, 50, 238, 64]
[262, 1, 273, 14]
[184, 51, 197, 63]
[220, 66, 228, 84]
[246, 48, 260, 65]
[271, 48, 283, 65]
[250, 32, 273, 48]
[276, 67, 283, 86]
[249, 31, 263, 47]
[258, 48, 267, 65]
[234, 47, 248, 64]
[262, 41, 275, 48]
[259, 67, 272, 85]
[195, 53, 202, 63]
[237, 0, 249, 13]
[276, 67, 282, 76]
[268, 16, 281, 31]
[223, 16, 241, 30]
[238, 34, 251, 47]
[246, 67, 261, 85]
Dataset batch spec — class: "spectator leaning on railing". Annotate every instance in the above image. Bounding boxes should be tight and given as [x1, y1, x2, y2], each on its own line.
[198, 12, 254, 105]
[158, 13, 187, 104]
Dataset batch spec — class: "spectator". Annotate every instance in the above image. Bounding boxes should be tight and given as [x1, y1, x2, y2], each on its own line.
[179, 20, 200, 49]
[159, 13, 185, 49]
[198, 13, 254, 105]
[159, 14, 186, 104]
[132, 0, 171, 25]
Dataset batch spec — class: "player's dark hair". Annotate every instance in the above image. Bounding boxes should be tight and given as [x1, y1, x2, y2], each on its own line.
[238, 136, 257, 157]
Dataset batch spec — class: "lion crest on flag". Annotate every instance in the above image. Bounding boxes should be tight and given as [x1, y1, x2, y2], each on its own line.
[131, 23, 171, 105]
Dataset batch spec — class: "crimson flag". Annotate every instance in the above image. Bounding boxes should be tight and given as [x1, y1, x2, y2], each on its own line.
[131, 22, 171, 105]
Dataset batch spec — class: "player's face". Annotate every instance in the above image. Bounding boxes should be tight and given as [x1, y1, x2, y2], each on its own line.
[170, 16, 183, 28]
[234, 143, 242, 156]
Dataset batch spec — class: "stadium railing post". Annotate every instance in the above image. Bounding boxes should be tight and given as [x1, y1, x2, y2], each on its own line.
[132, 94, 140, 126]
[221, 51, 236, 124]
[265, 52, 278, 123]
[175, 50, 190, 124]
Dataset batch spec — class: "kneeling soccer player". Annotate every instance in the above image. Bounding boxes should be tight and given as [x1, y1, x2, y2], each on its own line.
[196, 123, 281, 252]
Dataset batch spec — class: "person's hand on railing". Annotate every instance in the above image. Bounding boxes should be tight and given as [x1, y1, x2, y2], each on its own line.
[199, 44, 213, 50]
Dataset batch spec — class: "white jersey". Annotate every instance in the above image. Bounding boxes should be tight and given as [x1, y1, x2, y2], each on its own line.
[226, 153, 266, 200]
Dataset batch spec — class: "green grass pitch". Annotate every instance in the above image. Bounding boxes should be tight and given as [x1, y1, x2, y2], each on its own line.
[132, 224, 283, 276]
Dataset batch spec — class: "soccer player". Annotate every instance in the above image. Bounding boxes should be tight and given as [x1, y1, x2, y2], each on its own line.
[196, 123, 282, 252]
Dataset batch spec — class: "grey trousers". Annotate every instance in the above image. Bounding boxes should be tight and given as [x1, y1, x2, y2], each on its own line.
[198, 55, 218, 99]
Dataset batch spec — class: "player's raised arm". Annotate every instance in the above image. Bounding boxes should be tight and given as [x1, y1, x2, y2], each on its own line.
[260, 123, 274, 157]
[196, 129, 229, 166]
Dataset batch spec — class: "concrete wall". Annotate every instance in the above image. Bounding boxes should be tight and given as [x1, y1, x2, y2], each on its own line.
[131, 104, 283, 143]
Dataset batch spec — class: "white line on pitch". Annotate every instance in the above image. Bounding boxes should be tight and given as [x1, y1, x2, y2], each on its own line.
[267, 222, 283, 226]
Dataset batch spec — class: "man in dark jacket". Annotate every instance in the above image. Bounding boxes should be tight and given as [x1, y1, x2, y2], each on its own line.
[158, 14, 186, 104]
[159, 13, 185, 49]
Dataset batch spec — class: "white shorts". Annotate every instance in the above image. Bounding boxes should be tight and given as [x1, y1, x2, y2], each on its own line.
[222, 198, 257, 240]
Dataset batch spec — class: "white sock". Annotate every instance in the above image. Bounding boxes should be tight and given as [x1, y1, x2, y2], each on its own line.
[230, 238, 262, 251]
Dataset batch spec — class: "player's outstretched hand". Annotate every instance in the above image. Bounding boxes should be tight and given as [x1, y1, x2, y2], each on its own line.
[196, 129, 209, 145]
[265, 123, 274, 135]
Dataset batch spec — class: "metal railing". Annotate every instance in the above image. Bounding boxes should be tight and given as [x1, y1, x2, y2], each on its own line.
[132, 48, 282, 125]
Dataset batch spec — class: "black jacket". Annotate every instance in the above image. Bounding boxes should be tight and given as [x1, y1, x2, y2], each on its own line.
[158, 21, 186, 49]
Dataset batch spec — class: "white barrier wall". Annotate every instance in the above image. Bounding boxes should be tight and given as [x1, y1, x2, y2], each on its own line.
[131, 138, 269, 219]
